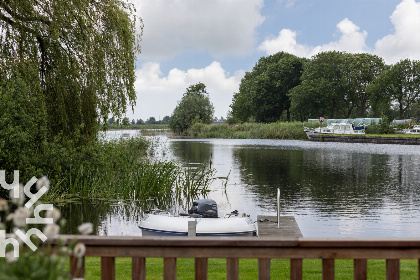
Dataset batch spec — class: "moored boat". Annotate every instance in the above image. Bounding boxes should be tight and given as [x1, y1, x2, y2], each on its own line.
[305, 122, 365, 138]
[403, 125, 420, 134]
[139, 199, 257, 237]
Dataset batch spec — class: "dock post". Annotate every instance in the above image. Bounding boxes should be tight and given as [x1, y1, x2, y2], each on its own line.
[188, 220, 196, 237]
[277, 188, 280, 228]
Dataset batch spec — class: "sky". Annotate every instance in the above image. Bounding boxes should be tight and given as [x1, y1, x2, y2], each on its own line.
[126, 0, 420, 121]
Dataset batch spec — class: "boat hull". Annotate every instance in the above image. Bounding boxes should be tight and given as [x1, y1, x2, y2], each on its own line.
[141, 228, 256, 237]
[139, 214, 257, 237]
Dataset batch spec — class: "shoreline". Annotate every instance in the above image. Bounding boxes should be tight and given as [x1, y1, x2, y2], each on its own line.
[308, 134, 420, 145]
[104, 124, 420, 145]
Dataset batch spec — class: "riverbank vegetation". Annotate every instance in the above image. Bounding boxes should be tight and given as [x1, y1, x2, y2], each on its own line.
[1, 131, 213, 203]
[174, 121, 420, 140]
[184, 122, 307, 139]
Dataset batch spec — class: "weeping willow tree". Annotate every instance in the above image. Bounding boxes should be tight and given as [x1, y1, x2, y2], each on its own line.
[0, 0, 142, 141]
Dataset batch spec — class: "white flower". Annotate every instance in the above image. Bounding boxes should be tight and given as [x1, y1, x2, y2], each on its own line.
[9, 184, 25, 206]
[5, 251, 18, 263]
[0, 199, 8, 211]
[73, 242, 86, 258]
[43, 224, 60, 239]
[46, 207, 61, 223]
[36, 176, 50, 191]
[13, 207, 31, 227]
[77, 223, 93, 235]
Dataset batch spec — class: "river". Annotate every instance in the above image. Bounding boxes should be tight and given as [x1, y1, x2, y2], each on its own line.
[62, 130, 420, 238]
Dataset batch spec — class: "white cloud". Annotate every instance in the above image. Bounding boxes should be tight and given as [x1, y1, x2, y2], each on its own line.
[258, 18, 368, 57]
[258, 29, 312, 57]
[127, 62, 244, 120]
[374, 0, 420, 64]
[318, 18, 368, 53]
[132, 0, 265, 59]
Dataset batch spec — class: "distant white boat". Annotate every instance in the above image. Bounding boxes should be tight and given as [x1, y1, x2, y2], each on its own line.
[305, 122, 365, 138]
[404, 125, 420, 134]
[139, 199, 257, 237]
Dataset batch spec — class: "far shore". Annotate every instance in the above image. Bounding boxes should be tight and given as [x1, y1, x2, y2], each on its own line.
[105, 122, 420, 143]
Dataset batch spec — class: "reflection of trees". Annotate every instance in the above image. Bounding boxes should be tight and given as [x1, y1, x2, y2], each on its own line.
[58, 199, 145, 235]
[233, 146, 420, 216]
[170, 141, 213, 166]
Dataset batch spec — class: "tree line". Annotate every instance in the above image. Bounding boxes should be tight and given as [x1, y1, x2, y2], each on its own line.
[108, 116, 170, 125]
[229, 51, 420, 123]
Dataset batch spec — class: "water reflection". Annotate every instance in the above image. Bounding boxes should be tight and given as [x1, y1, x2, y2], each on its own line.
[58, 198, 144, 236]
[167, 139, 420, 237]
[64, 132, 420, 238]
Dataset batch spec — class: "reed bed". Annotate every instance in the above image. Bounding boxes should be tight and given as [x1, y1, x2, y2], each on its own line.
[43, 136, 214, 207]
[187, 122, 307, 139]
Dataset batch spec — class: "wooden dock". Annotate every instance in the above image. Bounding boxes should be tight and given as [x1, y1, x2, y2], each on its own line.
[257, 215, 303, 238]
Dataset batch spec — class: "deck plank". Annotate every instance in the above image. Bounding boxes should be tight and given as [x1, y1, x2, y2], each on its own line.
[257, 216, 303, 238]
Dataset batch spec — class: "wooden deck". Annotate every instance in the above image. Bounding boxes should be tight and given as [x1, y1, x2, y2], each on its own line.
[55, 235, 420, 280]
[257, 215, 303, 238]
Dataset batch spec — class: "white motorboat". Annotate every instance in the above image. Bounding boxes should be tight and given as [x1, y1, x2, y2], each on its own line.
[305, 122, 365, 138]
[139, 199, 257, 236]
[404, 125, 420, 134]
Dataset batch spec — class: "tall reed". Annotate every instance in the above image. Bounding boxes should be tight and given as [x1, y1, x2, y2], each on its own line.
[187, 122, 307, 139]
[43, 136, 215, 208]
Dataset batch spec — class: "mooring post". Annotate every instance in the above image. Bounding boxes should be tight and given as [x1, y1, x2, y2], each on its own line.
[277, 188, 280, 228]
[188, 220, 196, 237]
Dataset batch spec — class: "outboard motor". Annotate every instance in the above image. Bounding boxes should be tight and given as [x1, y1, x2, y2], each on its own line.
[188, 199, 218, 218]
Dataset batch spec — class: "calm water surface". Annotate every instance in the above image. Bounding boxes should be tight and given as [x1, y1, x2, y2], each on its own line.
[62, 130, 420, 237]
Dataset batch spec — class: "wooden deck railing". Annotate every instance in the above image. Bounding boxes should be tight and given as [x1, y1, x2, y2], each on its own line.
[58, 236, 420, 280]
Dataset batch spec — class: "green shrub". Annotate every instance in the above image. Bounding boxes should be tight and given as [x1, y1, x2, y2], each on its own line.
[365, 115, 394, 134]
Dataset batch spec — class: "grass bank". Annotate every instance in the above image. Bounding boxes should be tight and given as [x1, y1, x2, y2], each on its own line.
[68, 257, 418, 279]
[184, 122, 307, 140]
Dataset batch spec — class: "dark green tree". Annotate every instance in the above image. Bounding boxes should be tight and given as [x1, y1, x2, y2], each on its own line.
[169, 83, 214, 133]
[146, 117, 156, 124]
[230, 72, 256, 123]
[368, 59, 420, 119]
[292, 51, 351, 119]
[230, 52, 305, 123]
[347, 53, 385, 117]
[122, 117, 130, 126]
[162, 116, 170, 124]
[289, 51, 385, 120]
[0, 0, 142, 141]
[289, 79, 334, 121]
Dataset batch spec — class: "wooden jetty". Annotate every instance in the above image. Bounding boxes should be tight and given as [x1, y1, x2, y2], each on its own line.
[257, 215, 303, 238]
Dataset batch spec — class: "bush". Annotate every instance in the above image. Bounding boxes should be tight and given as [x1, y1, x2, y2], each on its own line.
[365, 115, 394, 134]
